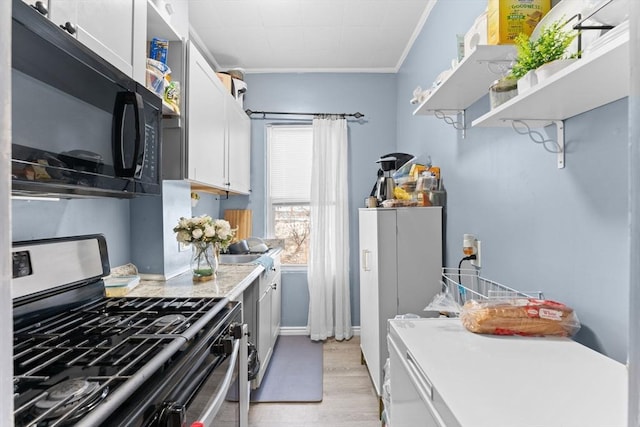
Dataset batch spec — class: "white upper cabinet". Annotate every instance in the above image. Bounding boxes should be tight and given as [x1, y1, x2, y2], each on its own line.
[185, 41, 251, 195]
[226, 100, 251, 194]
[187, 41, 227, 187]
[48, 0, 146, 81]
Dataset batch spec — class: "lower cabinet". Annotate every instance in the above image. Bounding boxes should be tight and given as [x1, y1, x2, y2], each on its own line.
[388, 333, 445, 427]
[388, 318, 627, 427]
[269, 267, 281, 346]
[252, 253, 281, 389]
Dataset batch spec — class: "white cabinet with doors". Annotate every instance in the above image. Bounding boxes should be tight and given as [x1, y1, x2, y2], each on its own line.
[185, 40, 227, 188]
[23, 0, 189, 88]
[46, 0, 146, 82]
[253, 252, 281, 389]
[163, 41, 250, 194]
[359, 207, 442, 399]
[226, 99, 251, 194]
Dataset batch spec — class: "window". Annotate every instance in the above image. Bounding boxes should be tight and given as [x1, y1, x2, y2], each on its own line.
[267, 125, 312, 266]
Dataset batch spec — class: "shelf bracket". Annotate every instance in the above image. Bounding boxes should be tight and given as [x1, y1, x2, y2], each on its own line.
[555, 121, 565, 169]
[509, 119, 565, 169]
[434, 110, 466, 138]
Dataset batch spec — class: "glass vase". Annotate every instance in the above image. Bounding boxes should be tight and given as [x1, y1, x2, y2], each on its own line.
[191, 241, 218, 282]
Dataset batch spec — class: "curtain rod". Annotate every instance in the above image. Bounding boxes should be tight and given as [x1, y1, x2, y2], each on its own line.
[245, 109, 364, 119]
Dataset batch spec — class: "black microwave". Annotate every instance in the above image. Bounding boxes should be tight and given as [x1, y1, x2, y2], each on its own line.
[11, 0, 162, 198]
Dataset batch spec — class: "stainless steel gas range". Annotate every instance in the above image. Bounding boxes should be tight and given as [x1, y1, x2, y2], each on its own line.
[12, 235, 248, 427]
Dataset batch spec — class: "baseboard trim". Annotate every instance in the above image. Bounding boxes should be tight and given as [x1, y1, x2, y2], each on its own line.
[278, 326, 361, 336]
[278, 327, 307, 336]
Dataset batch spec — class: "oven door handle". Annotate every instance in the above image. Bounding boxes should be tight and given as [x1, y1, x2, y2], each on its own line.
[191, 338, 240, 427]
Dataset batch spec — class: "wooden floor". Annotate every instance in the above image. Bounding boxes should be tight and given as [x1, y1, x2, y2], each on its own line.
[248, 335, 382, 427]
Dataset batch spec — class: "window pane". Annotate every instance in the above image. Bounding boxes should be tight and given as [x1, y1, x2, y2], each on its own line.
[273, 204, 310, 265]
[268, 126, 313, 201]
[267, 125, 313, 266]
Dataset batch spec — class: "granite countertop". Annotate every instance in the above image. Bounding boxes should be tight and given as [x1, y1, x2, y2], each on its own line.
[121, 244, 283, 300]
[125, 263, 263, 300]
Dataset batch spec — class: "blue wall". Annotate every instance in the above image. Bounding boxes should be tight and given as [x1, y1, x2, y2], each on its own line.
[12, 187, 220, 274]
[13, 198, 132, 266]
[221, 73, 398, 328]
[395, 0, 629, 362]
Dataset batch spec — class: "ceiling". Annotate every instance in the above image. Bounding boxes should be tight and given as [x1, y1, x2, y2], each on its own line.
[187, 0, 437, 73]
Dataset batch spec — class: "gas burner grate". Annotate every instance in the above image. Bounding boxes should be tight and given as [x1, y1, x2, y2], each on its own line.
[31, 378, 108, 422]
[14, 295, 231, 426]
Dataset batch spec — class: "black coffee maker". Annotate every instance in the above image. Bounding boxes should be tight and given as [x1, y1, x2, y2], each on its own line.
[370, 152, 414, 204]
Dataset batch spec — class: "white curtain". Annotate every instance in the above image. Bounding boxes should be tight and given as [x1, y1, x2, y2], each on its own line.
[306, 117, 352, 341]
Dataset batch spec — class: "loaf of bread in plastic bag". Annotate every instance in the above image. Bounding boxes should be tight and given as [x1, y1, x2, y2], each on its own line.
[460, 298, 580, 337]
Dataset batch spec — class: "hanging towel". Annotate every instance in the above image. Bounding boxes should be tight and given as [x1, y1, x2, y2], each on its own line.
[253, 255, 274, 272]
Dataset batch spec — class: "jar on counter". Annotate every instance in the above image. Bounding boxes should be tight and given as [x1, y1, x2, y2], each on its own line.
[489, 78, 517, 109]
[416, 172, 436, 207]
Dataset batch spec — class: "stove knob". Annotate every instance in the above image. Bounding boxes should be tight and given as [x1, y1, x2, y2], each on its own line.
[223, 337, 234, 354]
[31, 1, 48, 16]
[60, 21, 77, 35]
[230, 323, 243, 339]
[159, 401, 186, 427]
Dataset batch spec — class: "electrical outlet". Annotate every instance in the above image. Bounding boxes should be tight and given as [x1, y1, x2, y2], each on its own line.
[178, 241, 189, 252]
[471, 240, 481, 268]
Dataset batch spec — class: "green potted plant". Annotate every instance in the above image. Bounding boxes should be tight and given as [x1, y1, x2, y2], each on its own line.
[509, 19, 579, 91]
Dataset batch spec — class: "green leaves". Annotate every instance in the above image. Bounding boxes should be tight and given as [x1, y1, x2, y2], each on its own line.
[510, 20, 578, 79]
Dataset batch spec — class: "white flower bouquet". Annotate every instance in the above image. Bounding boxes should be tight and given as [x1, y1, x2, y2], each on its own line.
[173, 215, 235, 251]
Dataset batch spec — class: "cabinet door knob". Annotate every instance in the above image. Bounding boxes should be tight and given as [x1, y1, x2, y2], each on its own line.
[60, 21, 77, 35]
[32, 1, 48, 16]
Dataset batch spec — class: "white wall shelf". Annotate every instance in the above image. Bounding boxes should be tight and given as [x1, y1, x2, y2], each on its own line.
[147, 0, 181, 42]
[472, 31, 629, 128]
[413, 45, 516, 116]
[147, 1, 188, 118]
[162, 100, 179, 116]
